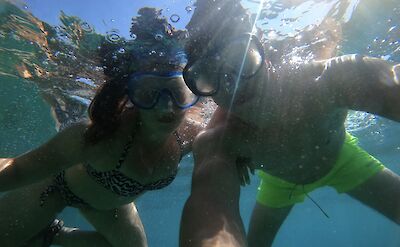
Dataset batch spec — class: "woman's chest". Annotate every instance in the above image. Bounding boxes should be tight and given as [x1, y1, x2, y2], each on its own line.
[65, 138, 181, 209]
[84, 136, 180, 183]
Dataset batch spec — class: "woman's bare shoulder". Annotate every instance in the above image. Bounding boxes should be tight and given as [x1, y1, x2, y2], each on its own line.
[58, 120, 90, 139]
[48, 120, 92, 154]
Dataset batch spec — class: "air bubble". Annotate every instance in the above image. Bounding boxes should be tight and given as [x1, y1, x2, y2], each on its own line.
[106, 29, 121, 43]
[155, 33, 164, 41]
[185, 6, 193, 13]
[80, 22, 93, 32]
[388, 26, 397, 33]
[170, 14, 180, 23]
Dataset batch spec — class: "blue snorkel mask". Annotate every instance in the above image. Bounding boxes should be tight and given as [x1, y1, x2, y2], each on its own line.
[126, 48, 199, 110]
[127, 71, 199, 109]
[101, 8, 199, 110]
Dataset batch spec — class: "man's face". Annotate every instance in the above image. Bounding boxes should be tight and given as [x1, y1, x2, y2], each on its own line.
[183, 0, 265, 108]
[184, 33, 266, 111]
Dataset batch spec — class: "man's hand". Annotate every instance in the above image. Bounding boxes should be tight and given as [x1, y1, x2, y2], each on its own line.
[236, 156, 255, 186]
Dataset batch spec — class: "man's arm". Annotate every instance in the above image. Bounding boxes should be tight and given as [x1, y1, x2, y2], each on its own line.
[319, 54, 400, 121]
[179, 127, 247, 247]
[176, 99, 217, 156]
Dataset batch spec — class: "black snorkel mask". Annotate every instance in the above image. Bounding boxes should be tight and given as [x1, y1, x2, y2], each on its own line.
[183, 33, 265, 96]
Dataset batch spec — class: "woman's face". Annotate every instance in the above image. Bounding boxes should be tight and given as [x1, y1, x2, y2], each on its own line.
[138, 91, 187, 127]
[139, 107, 186, 130]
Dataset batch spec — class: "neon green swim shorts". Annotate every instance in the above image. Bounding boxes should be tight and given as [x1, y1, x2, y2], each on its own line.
[256, 133, 385, 208]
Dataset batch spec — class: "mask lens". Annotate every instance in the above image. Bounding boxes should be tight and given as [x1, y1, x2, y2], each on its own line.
[183, 34, 264, 96]
[169, 86, 199, 108]
[184, 62, 219, 96]
[222, 36, 263, 78]
[128, 73, 198, 109]
[128, 80, 159, 109]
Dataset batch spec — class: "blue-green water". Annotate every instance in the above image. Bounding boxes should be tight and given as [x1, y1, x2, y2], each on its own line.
[1, 0, 400, 246]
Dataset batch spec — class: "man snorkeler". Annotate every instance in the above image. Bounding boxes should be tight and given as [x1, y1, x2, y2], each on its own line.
[179, 0, 400, 246]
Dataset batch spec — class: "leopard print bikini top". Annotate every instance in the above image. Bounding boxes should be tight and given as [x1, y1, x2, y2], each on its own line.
[84, 131, 183, 197]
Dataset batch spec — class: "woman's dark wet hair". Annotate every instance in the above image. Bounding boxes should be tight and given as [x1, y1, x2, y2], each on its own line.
[83, 40, 131, 144]
[84, 7, 187, 144]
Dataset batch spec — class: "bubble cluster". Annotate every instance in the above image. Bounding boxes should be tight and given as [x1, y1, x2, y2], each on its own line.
[345, 111, 378, 132]
[366, 23, 400, 60]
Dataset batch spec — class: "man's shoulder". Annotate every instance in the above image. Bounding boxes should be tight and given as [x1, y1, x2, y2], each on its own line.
[194, 125, 224, 147]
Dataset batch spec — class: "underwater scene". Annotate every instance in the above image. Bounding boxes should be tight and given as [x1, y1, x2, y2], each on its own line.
[0, 0, 399, 246]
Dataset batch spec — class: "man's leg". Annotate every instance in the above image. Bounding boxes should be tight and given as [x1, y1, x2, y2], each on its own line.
[247, 203, 293, 247]
[347, 168, 400, 224]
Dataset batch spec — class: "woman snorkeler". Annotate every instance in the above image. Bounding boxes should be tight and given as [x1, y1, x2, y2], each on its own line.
[0, 7, 205, 247]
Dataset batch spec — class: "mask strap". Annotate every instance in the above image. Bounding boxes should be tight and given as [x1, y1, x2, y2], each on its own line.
[130, 71, 183, 79]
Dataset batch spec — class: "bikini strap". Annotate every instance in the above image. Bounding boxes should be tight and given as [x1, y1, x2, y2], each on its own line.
[117, 128, 183, 170]
[116, 133, 135, 169]
[116, 117, 143, 170]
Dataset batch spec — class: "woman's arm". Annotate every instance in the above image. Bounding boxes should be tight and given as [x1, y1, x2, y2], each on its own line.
[0, 122, 88, 191]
